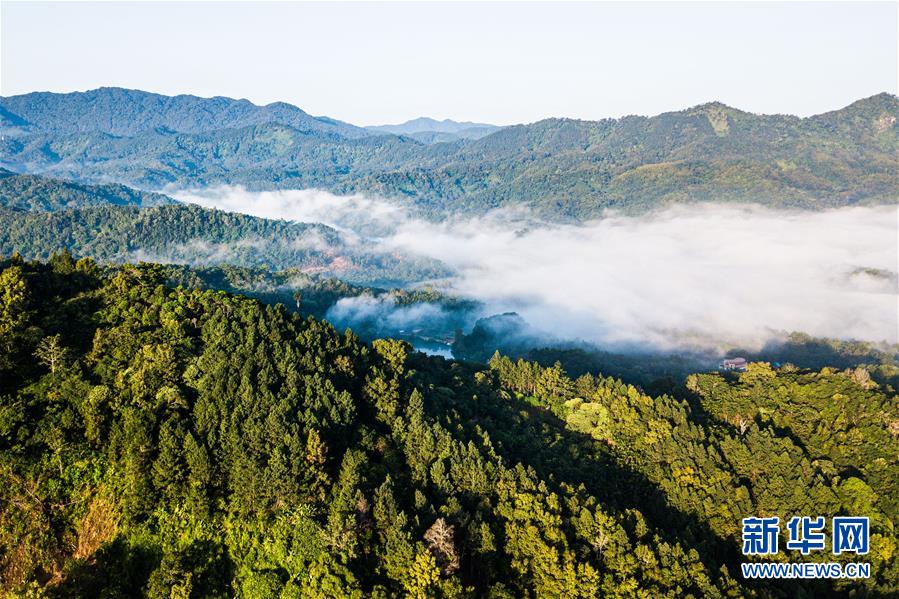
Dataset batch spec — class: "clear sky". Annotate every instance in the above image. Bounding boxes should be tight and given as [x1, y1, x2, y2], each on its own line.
[1, 1, 896, 126]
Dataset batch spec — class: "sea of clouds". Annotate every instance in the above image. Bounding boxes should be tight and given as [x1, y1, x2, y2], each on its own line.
[172, 186, 899, 352]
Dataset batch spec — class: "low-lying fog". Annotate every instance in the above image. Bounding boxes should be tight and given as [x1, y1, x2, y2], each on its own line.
[174, 186, 898, 352]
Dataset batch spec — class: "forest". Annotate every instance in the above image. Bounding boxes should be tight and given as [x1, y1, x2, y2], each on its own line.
[2, 89, 897, 220]
[0, 199, 448, 287]
[2, 4, 897, 597]
[0, 169, 174, 213]
[452, 312, 899, 392]
[1, 255, 897, 597]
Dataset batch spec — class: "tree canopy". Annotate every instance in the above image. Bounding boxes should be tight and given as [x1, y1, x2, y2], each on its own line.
[0, 257, 896, 597]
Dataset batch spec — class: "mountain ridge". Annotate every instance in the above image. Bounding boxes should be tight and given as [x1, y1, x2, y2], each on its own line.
[0, 168, 176, 212]
[0, 86, 371, 139]
[2, 88, 896, 219]
[366, 117, 502, 142]
[0, 172, 449, 284]
[7, 87, 895, 136]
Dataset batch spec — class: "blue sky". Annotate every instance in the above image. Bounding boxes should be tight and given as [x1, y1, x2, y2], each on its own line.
[2, 1, 896, 125]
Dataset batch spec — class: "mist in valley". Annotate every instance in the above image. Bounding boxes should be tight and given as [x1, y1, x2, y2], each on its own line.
[172, 186, 899, 357]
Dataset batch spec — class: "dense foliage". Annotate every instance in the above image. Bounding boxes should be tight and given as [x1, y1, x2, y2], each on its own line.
[0, 170, 174, 213]
[2, 89, 896, 220]
[453, 313, 899, 392]
[154, 263, 473, 333]
[155, 264, 374, 320]
[1, 257, 896, 597]
[0, 203, 337, 267]
[0, 200, 448, 286]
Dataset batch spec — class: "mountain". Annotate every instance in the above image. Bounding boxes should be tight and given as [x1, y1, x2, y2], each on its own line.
[367, 117, 502, 144]
[2, 89, 897, 219]
[0, 168, 175, 211]
[366, 117, 501, 142]
[0, 258, 896, 596]
[0, 105, 34, 136]
[365, 94, 899, 216]
[367, 116, 497, 135]
[404, 126, 503, 144]
[0, 87, 371, 138]
[0, 203, 445, 285]
[0, 121, 425, 191]
[0, 173, 448, 284]
[0, 202, 336, 265]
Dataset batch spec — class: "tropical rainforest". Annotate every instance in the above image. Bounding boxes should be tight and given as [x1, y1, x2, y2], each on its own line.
[1, 256, 897, 598]
[0, 172, 447, 287]
[1, 87, 898, 598]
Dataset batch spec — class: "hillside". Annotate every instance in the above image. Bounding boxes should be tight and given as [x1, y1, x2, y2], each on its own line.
[0, 122, 423, 192]
[0, 202, 446, 285]
[0, 87, 369, 138]
[0, 257, 896, 596]
[367, 117, 499, 135]
[403, 127, 500, 144]
[366, 118, 501, 143]
[0, 203, 333, 264]
[2, 89, 896, 219]
[384, 94, 899, 216]
[0, 169, 174, 212]
[0, 172, 451, 285]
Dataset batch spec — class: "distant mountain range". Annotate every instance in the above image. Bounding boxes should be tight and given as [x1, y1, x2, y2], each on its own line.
[0, 87, 369, 138]
[1, 87, 896, 219]
[367, 116, 499, 135]
[366, 117, 501, 143]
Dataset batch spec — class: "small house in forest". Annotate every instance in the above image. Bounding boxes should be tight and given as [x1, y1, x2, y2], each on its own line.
[720, 357, 748, 371]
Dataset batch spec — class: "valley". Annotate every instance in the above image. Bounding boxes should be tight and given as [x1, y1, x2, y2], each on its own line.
[0, 85, 897, 597]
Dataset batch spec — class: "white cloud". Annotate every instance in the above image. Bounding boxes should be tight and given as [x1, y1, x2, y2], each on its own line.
[172, 185, 899, 351]
[170, 185, 406, 239]
[326, 294, 452, 332]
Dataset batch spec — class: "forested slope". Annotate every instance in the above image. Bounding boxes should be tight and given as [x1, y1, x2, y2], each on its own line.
[3, 89, 896, 219]
[0, 170, 174, 212]
[0, 256, 896, 597]
[0, 202, 447, 286]
[0, 87, 368, 138]
[0, 203, 339, 267]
